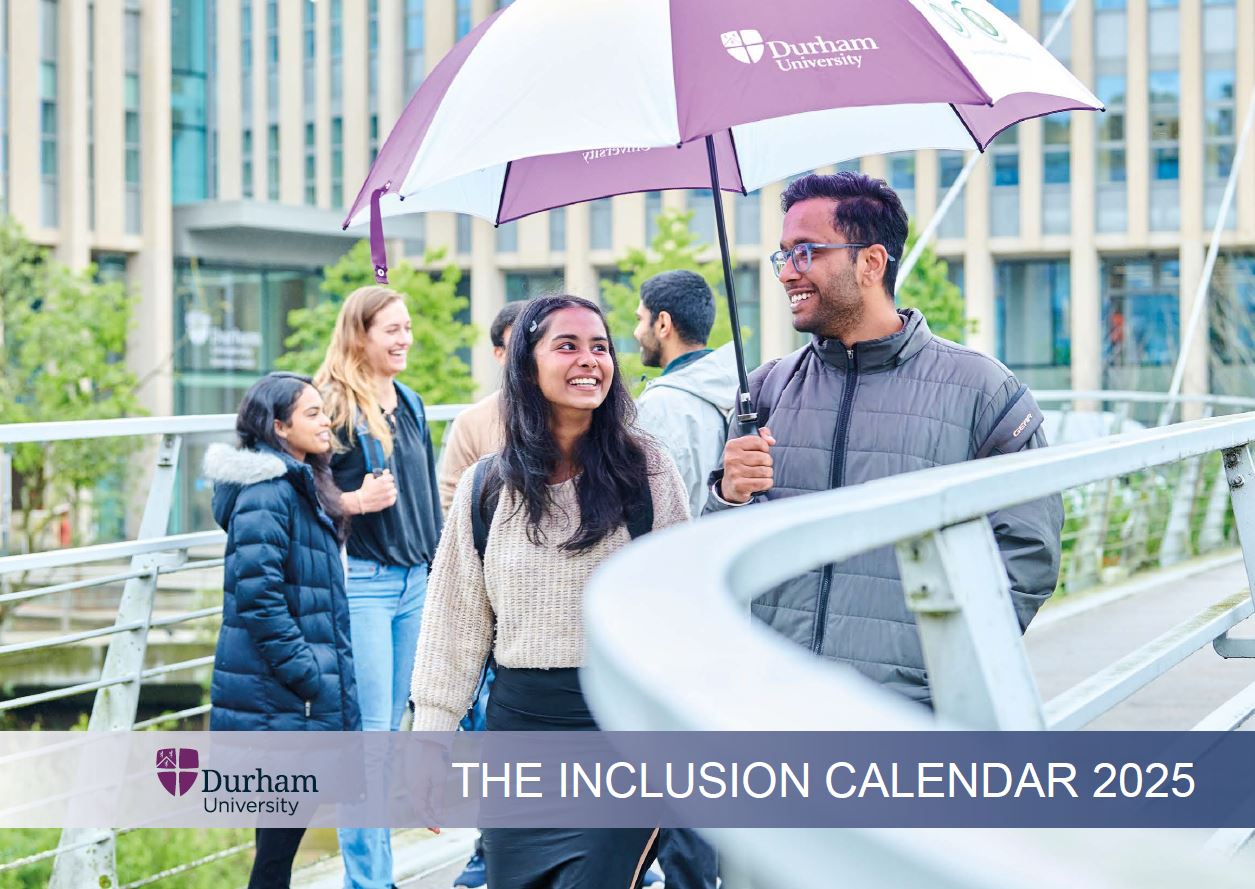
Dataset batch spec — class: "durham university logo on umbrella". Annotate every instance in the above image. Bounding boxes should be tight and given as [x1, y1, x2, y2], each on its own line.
[721, 30, 764, 64]
[156, 748, 200, 797]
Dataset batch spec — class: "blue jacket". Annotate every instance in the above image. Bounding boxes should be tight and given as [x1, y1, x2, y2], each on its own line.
[204, 443, 361, 731]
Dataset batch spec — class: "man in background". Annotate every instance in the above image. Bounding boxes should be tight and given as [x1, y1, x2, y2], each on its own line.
[438, 300, 524, 511]
[634, 270, 738, 518]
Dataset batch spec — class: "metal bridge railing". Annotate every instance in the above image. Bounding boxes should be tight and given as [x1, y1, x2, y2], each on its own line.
[1036, 391, 1255, 591]
[0, 407, 468, 889]
[584, 410, 1255, 888]
[2, 397, 1252, 886]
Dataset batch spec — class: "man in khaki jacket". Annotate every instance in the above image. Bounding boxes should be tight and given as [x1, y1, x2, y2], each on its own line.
[438, 301, 525, 511]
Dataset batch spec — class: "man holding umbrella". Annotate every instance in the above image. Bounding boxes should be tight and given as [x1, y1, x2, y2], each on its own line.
[706, 171, 1063, 706]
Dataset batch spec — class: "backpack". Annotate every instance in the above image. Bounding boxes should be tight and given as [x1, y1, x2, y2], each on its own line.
[468, 456, 654, 561]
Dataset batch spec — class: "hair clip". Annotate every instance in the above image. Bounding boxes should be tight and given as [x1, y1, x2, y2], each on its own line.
[529, 320, 538, 334]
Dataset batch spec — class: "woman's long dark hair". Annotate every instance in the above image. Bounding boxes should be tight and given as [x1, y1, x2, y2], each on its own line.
[236, 372, 349, 541]
[496, 295, 652, 552]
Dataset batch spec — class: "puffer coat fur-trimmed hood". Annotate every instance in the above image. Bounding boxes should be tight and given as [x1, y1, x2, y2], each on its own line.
[204, 443, 360, 731]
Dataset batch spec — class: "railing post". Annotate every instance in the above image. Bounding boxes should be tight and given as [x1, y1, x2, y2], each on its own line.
[897, 519, 1047, 729]
[1161, 407, 1214, 566]
[1221, 444, 1255, 604]
[49, 434, 183, 889]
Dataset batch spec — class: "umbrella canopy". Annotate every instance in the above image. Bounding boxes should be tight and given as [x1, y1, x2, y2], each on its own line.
[345, 0, 1100, 230]
[347, 0, 1102, 420]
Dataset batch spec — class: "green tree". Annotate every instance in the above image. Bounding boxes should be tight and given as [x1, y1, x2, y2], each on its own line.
[896, 228, 976, 343]
[276, 241, 477, 411]
[602, 208, 744, 396]
[0, 218, 145, 554]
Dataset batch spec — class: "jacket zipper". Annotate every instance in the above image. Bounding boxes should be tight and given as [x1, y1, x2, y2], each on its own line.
[812, 348, 858, 654]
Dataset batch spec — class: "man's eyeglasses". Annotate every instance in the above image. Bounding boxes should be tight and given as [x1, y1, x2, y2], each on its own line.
[768, 242, 896, 277]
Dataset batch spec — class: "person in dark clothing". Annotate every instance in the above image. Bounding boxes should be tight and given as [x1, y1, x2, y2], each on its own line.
[313, 285, 443, 889]
[708, 172, 1063, 705]
[204, 371, 360, 889]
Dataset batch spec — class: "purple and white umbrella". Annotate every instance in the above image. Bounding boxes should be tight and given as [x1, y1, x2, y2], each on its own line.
[346, 0, 1101, 420]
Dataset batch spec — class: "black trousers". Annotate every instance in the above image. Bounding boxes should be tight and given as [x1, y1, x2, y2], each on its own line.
[248, 827, 306, 889]
[657, 827, 719, 889]
[481, 667, 658, 889]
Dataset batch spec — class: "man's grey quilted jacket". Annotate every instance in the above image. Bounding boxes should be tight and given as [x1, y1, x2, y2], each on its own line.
[705, 309, 1064, 705]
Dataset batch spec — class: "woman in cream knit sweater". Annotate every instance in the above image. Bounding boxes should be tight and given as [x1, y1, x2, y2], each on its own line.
[409, 295, 689, 888]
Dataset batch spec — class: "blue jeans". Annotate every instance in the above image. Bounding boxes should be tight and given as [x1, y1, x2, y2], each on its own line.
[338, 557, 428, 889]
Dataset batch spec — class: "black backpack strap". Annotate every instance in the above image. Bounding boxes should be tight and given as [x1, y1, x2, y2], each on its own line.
[470, 458, 502, 562]
[975, 384, 1045, 459]
[625, 483, 654, 540]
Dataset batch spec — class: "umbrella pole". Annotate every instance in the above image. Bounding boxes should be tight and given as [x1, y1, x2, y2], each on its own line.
[703, 135, 757, 428]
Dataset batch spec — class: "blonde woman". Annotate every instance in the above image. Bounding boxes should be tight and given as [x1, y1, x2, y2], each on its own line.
[315, 286, 442, 889]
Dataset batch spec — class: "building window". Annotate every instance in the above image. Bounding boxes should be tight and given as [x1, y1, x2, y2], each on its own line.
[686, 190, 715, 248]
[1042, 113, 1070, 235]
[267, 124, 279, 201]
[888, 153, 915, 217]
[455, 0, 471, 39]
[1148, 70, 1180, 230]
[369, 114, 379, 165]
[548, 208, 566, 252]
[241, 0, 253, 193]
[303, 122, 316, 205]
[644, 192, 662, 243]
[505, 270, 564, 303]
[735, 191, 760, 246]
[937, 151, 965, 239]
[590, 198, 613, 250]
[1147, 0, 1179, 232]
[40, 0, 58, 227]
[1102, 256, 1180, 391]
[456, 214, 472, 254]
[405, 0, 424, 95]
[996, 259, 1071, 388]
[265, 0, 277, 111]
[1095, 75, 1127, 233]
[330, 116, 343, 207]
[730, 264, 761, 368]
[172, 0, 211, 205]
[242, 128, 253, 197]
[988, 130, 1018, 237]
[86, 1, 95, 226]
[496, 221, 517, 253]
[124, 6, 142, 233]
[330, 0, 342, 110]
[303, 0, 315, 118]
[989, 0, 1019, 18]
[1208, 253, 1255, 396]
[1203, 1, 1236, 230]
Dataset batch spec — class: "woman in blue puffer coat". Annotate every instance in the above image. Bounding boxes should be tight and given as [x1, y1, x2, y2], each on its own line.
[203, 371, 360, 888]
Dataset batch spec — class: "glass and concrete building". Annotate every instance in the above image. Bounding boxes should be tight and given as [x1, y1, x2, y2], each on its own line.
[0, 0, 1253, 424]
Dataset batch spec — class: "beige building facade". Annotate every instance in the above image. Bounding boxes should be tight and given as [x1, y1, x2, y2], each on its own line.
[2, 0, 1254, 428]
